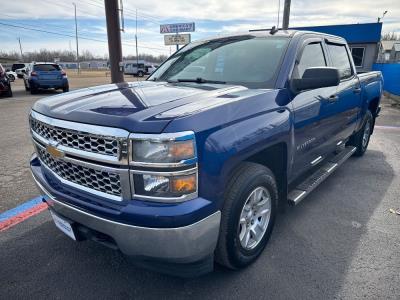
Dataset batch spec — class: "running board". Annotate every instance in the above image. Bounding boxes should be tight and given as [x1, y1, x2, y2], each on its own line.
[288, 146, 356, 206]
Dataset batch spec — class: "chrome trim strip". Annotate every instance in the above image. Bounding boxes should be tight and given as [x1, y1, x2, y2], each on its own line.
[130, 166, 198, 176]
[311, 156, 323, 166]
[30, 111, 130, 165]
[31, 110, 130, 139]
[292, 190, 307, 202]
[337, 140, 343, 146]
[325, 163, 338, 173]
[34, 140, 130, 201]
[130, 131, 196, 142]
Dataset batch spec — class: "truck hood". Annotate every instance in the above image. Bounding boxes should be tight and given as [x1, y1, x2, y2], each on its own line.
[32, 81, 251, 133]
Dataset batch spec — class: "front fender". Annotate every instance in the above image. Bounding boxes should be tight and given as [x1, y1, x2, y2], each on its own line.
[201, 108, 291, 208]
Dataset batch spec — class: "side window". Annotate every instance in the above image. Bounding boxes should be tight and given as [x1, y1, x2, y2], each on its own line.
[350, 47, 365, 68]
[327, 44, 353, 79]
[295, 42, 326, 78]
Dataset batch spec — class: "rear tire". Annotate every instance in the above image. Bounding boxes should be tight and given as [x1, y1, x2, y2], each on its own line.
[138, 71, 144, 77]
[24, 80, 30, 92]
[6, 85, 13, 97]
[215, 162, 278, 269]
[348, 110, 373, 157]
[62, 85, 69, 93]
[30, 86, 37, 95]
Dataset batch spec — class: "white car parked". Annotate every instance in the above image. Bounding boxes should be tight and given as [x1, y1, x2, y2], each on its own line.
[6, 70, 17, 82]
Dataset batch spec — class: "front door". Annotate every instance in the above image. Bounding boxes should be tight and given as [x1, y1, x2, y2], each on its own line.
[290, 39, 341, 179]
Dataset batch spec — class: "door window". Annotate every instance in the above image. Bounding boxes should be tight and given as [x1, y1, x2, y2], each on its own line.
[350, 47, 365, 67]
[327, 44, 353, 79]
[295, 43, 326, 78]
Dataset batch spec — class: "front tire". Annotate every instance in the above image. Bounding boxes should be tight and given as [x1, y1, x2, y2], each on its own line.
[138, 71, 144, 77]
[215, 162, 278, 269]
[348, 110, 373, 157]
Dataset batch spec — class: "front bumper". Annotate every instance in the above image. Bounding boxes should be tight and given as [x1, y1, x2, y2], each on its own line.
[30, 156, 221, 267]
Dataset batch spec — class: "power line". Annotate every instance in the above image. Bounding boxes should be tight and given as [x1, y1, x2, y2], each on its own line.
[0, 21, 168, 53]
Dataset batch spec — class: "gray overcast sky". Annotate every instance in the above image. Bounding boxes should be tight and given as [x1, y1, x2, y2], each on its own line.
[0, 0, 399, 56]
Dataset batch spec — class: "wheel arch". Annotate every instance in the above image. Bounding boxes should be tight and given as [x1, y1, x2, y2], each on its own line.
[222, 142, 289, 213]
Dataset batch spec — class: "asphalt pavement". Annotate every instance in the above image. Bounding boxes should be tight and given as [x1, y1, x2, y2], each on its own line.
[1, 80, 399, 299]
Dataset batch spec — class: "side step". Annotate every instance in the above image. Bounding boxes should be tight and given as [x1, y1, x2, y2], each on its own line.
[288, 146, 356, 206]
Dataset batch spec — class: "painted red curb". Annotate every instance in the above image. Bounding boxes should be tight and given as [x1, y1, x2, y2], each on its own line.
[0, 203, 48, 232]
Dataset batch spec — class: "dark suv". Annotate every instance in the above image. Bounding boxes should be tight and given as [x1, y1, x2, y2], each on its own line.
[0, 64, 12, 97]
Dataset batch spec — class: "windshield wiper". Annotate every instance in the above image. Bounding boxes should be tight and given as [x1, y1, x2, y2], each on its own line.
[176, 78, 226, 84]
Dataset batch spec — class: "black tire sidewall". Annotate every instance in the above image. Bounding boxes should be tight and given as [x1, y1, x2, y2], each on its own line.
[225, 172, 277, 268]
[354, 110, 373, 156]
[360, 111, 373, 153]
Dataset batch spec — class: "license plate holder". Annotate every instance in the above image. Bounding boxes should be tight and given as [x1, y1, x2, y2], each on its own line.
[49, 210, 76, 240]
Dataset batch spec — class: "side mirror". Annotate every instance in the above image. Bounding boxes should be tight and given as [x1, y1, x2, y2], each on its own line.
[292, 67, 340, 92]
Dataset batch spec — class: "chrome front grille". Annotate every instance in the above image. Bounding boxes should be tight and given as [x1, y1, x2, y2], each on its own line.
[30, 111, 131, 201]
[37, 147, 122, 197]
[37, 148, 121, 196]
[30, 117, 119, 157]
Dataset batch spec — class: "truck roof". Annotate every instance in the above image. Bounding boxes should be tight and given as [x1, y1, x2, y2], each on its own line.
[195, 29, 347, 44]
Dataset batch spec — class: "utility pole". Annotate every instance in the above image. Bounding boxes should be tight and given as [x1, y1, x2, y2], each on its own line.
[282, 0, 291, 30]
[17, 37, 23, 61]
[135, 8, 139, 81]
[277, 0, 281, 28]
[104, 0, 124, 83]
[73, 3, 80, 74]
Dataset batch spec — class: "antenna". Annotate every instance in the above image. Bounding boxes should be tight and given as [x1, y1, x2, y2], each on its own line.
[270, 26, 278, 35]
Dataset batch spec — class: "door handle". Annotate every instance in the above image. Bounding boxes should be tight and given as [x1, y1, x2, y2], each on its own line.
[328, 94, 339, 102]
[353, 87, 362, 94]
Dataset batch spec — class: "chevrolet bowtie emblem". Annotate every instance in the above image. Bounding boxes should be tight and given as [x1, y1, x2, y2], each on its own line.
[46, 142, 65, 159]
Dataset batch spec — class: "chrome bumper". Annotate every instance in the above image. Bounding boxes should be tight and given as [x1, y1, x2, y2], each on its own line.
[31, 169, 221, 263]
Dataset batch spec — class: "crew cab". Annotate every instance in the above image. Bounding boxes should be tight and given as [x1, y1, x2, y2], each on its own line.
[29, 30, 383, 276]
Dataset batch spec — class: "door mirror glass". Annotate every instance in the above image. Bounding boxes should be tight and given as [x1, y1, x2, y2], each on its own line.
[292, 67, 340, 92]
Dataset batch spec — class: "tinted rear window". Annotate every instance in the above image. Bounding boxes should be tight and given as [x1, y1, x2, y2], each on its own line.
[33, 64, 61, 71]
[12, 64, 25, 71]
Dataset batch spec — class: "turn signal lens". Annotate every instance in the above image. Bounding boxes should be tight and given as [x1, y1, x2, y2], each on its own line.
[171, 174, 196, 193]
[169, 140, 195, 160]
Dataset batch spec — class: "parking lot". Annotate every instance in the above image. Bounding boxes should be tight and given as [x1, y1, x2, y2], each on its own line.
[1, 77, 400, 299]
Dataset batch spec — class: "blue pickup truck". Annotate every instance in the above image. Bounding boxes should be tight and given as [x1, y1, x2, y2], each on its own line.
[29, 29, 383, 276]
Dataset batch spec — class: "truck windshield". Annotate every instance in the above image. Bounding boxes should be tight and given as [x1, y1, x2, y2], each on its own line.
[149, 35, 289, 89]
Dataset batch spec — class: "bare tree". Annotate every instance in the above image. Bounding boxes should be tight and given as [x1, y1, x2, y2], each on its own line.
[382, 32, 400, 41]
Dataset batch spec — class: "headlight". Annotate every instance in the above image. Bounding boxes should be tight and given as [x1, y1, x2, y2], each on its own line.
[129, 131, 198, 202]
[132, 170, 197, 200]
[130, 131, 197, 166]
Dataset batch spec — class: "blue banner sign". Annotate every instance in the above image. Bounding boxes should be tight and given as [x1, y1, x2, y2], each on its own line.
[160, 23, 195, 34]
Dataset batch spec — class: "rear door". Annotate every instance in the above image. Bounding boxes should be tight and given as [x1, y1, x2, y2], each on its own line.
[325, 41, 362, 143]
[290, 38, 341, 179]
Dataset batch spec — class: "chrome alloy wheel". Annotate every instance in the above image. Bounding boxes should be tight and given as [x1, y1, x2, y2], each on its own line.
[362, 119, 371, 148]
[238, 186, 271, 250]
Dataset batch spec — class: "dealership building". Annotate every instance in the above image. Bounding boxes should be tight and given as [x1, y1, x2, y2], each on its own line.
[293, 22, 382, 73]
